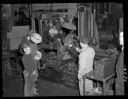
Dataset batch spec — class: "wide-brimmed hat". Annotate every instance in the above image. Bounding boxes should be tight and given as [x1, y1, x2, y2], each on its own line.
[31, 33, 42, 44]
[62, 23, 76, 30]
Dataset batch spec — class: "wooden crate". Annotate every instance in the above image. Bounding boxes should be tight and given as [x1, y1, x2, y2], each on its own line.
[7, 26, 29, 50]
[94, 57, 116, 79]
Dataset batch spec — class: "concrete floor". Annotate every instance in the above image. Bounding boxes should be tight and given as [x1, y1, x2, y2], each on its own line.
[2, 73, 79, 97]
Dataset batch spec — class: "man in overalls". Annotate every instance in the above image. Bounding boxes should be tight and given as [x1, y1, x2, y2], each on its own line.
[21, 31, 42, 96]
[75, 37, 95, 96]
[115, 31, 124, 95]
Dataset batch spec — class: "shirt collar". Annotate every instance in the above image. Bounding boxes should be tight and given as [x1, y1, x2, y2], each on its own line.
[81, 44, 89, 52]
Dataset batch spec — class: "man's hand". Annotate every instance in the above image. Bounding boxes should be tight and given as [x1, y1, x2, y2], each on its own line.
[76, 47, 80, 52]
[34, 51, 42, 60]
[32, 70, 38, 77]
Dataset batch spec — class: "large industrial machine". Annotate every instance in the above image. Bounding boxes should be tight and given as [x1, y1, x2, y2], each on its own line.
[30, 4, 118, 91]
[2, 4, 122, 93]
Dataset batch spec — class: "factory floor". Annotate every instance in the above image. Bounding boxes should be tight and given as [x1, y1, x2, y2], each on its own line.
[2, 70, 79, 97]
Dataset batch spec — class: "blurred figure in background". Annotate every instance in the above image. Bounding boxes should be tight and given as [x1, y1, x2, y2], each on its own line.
[115, 31, 124, 95]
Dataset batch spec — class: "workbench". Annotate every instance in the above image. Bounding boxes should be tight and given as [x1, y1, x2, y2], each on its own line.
[82, 50, 117, 95]
[83, 71, 115, 95]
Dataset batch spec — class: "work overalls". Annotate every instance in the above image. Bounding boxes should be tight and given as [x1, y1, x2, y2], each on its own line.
[115, 50, 124, 95]
[22, 40, 41, 96]
[78, 45, 95, 96]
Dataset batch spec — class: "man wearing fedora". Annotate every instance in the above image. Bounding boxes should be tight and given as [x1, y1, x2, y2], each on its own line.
[20, 30, 42, 96]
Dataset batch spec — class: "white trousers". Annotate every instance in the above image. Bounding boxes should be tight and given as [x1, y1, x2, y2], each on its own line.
[23, 70, 38, 97]
[79, 77, 93, 96]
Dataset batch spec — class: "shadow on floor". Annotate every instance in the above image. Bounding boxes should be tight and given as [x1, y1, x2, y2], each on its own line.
[2, 71, 79, 97]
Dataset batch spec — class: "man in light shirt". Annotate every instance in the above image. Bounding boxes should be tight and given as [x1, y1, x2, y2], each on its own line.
[115, 31, 124, 95]
[76, 37, 95, 96]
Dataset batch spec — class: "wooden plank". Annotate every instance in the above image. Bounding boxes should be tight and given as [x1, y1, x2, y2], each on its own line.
[7, 26, 29, 50]
[9, 37, 23, 50]
[7, 26, 29, 39]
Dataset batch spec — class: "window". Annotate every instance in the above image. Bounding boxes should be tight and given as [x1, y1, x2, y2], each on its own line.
[96, 3, 111, 15]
